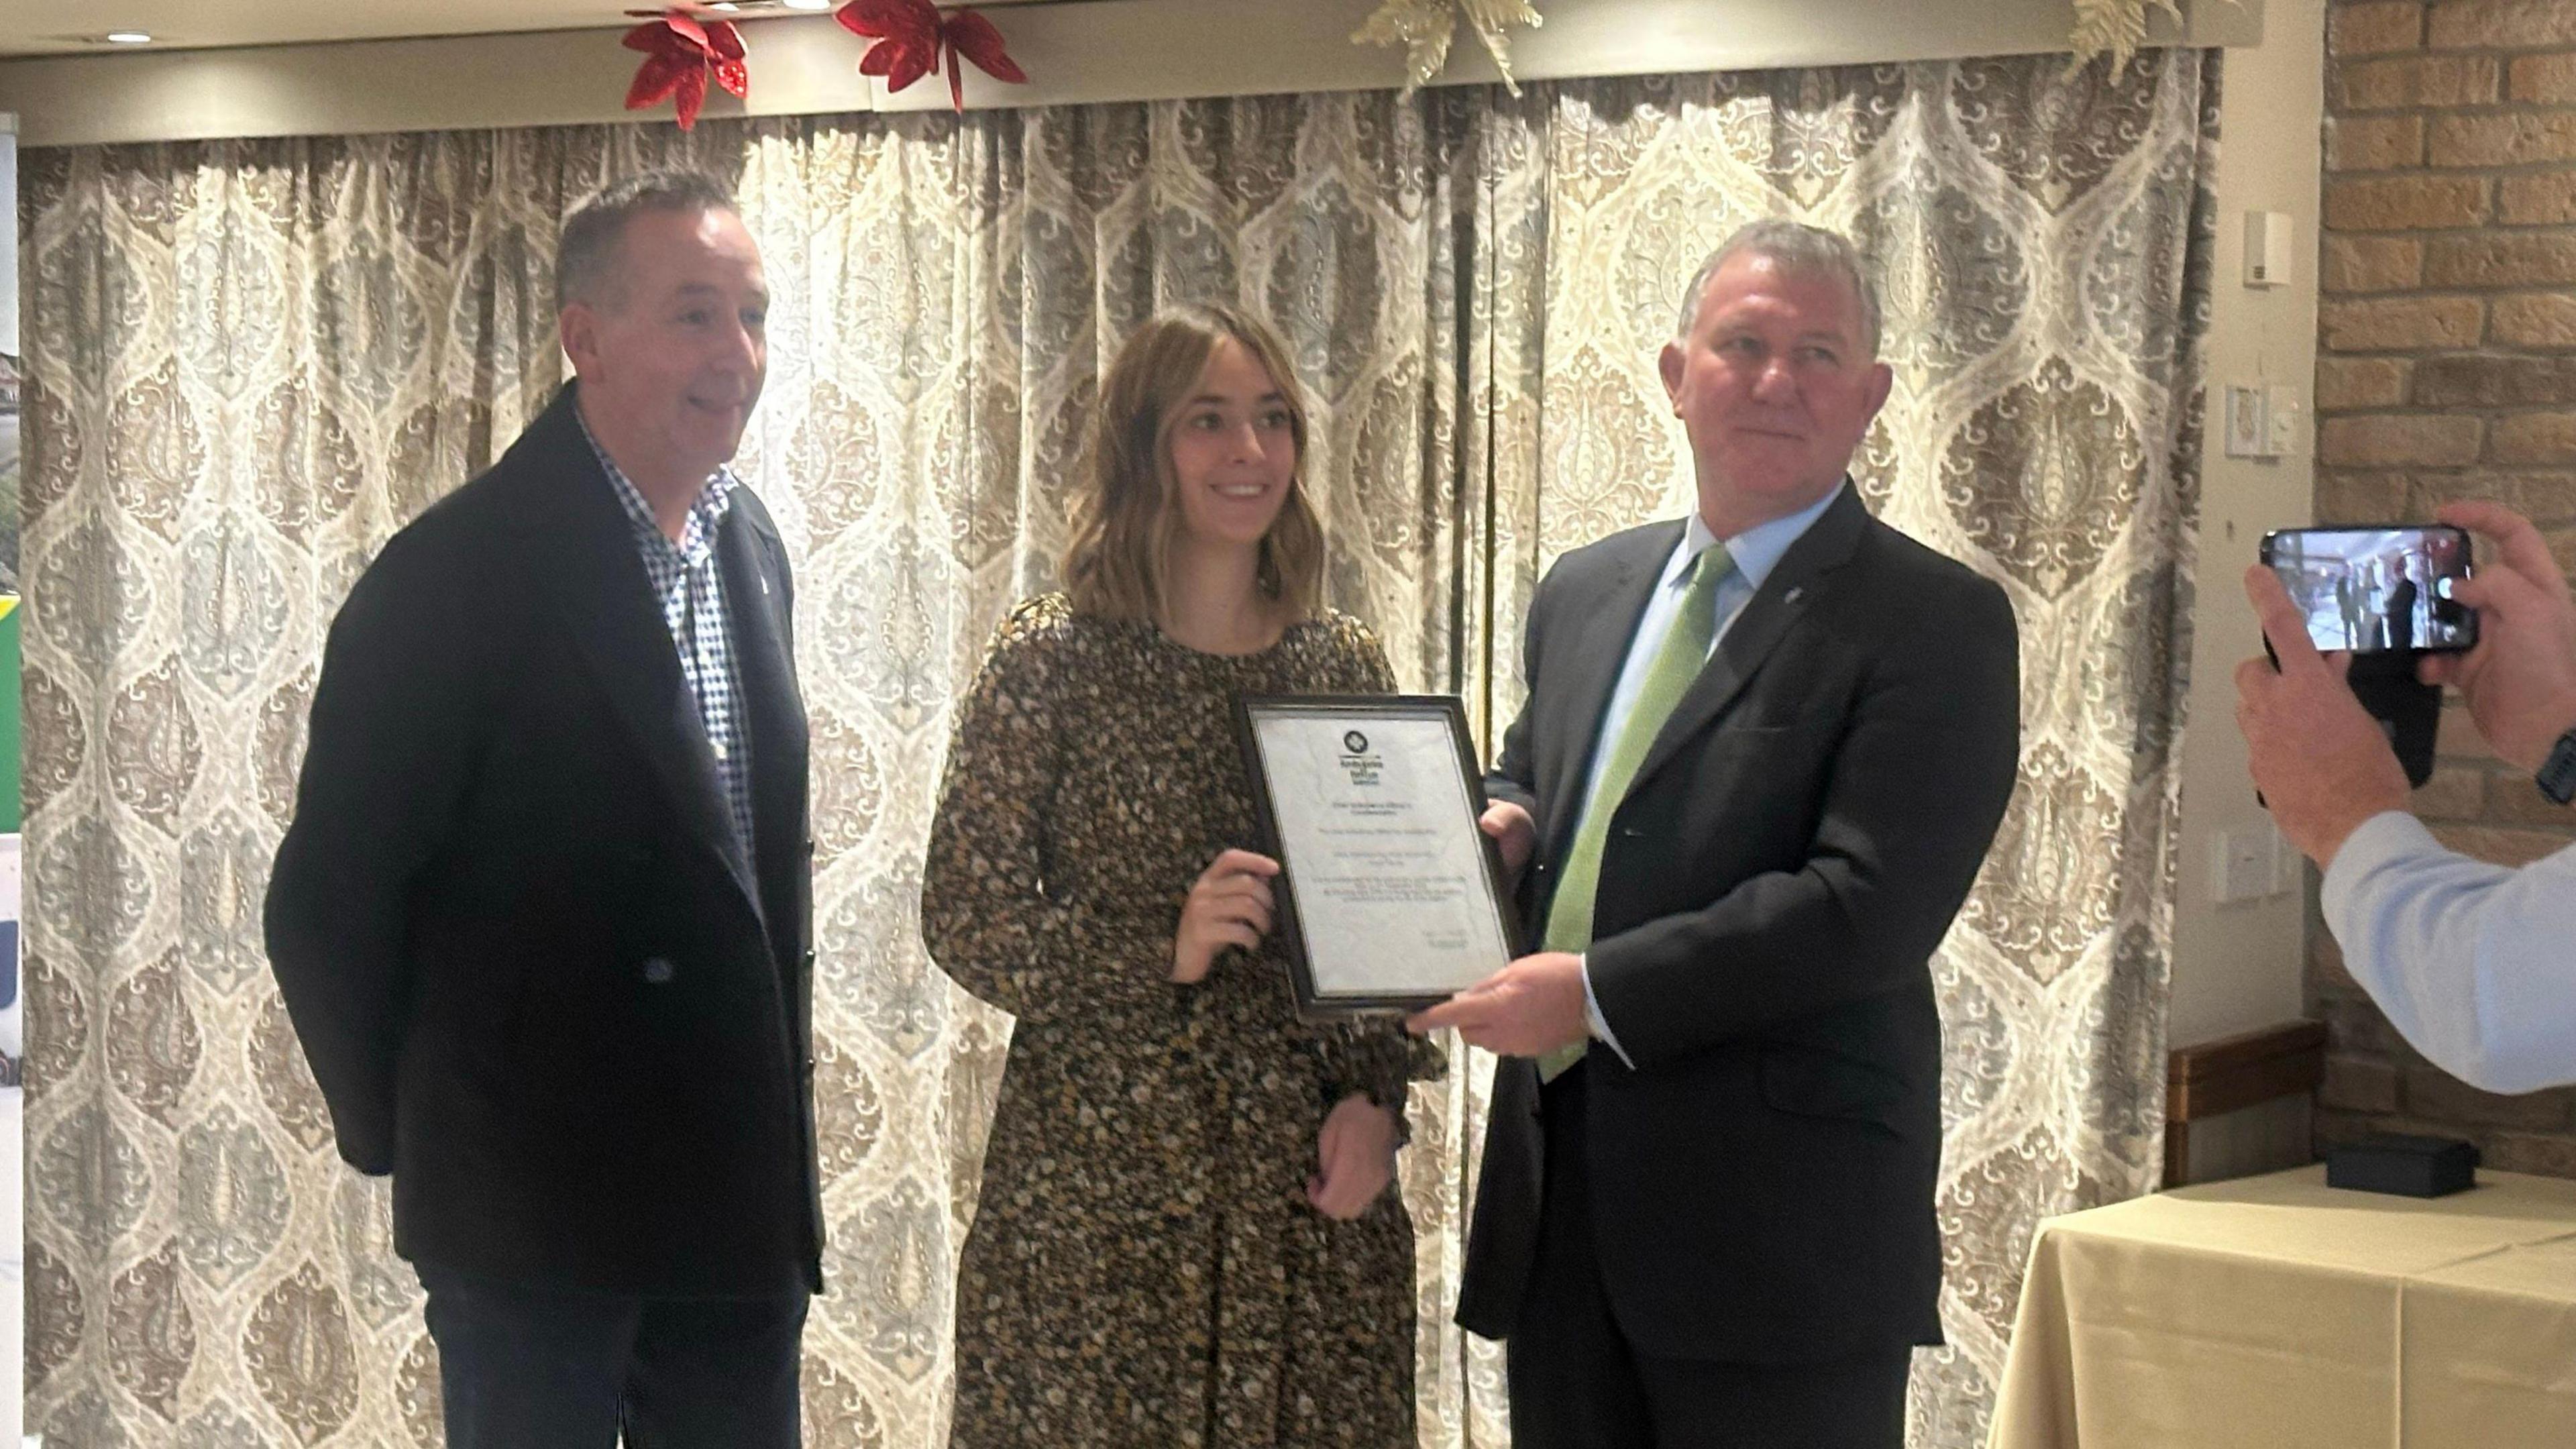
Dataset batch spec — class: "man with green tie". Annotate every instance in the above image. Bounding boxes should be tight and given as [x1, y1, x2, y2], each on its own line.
[1410, 221, 2021, 1448]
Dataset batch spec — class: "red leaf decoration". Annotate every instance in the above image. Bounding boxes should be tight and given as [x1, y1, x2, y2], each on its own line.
[943, 10, 1025, 84]
[835, 0, 1026, 111]
[837, 0, 941, 92]
[622, 10, 749, 129]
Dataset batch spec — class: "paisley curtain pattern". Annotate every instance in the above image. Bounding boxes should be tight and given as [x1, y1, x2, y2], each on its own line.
[17, 51, 2214, 1448]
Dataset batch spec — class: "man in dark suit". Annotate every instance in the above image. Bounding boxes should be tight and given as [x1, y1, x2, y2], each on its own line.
[2336, 570, 2367, 652]
[265, 170, 819, 1448]
[2383, 553, 2420, 651]
[1412, 220, 2021, 1447]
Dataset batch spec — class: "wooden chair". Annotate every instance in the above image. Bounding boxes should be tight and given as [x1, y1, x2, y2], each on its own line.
[2164, 1020, 2327, 1187]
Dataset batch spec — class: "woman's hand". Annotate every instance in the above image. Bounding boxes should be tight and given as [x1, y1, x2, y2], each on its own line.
[1306, 1092, 1401, 1220]
[1171, 848, 1279, 983]
[1480, 799, 1536, 888]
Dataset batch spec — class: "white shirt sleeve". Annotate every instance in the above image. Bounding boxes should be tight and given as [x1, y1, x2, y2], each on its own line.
[1579, 954, 1638, 1068]
[2320, 810, 2576, 1095]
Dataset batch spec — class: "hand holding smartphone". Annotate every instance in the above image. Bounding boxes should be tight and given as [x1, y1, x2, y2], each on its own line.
[2258, 524, 2477, 656]
[2256, 523, 2476, 789]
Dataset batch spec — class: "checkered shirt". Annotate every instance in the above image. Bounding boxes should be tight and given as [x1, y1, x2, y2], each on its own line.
[579, 415, 758, 857]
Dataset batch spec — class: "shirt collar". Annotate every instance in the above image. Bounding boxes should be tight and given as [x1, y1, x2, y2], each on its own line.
[574, 406, 739, 555]
[1662, 477, 1847, 593]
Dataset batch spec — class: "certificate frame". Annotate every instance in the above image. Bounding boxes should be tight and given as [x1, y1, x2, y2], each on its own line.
[1232, 693, 1523, 1018]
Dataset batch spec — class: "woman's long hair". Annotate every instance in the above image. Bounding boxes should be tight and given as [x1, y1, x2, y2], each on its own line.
[1061, 303, 1326, 624]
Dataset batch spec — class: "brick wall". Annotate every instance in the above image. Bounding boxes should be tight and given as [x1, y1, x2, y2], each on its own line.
[2312, 0, 2576, 1175]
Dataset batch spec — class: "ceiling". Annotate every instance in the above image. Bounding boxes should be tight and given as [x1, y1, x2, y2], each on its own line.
[0, 0, 1063, 58]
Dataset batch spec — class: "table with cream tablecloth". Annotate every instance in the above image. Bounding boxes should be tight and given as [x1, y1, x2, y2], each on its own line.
[1990, 1163, 2576, 1448]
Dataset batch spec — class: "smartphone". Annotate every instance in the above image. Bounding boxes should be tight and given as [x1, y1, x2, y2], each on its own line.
[2258, 524, 2477, 655]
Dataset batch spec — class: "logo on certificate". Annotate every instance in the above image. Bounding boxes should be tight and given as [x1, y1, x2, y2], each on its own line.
[1338, 731, 1383, 786]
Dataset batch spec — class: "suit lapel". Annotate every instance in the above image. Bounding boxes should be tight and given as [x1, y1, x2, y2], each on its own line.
[535, 386, 764, 914]
[1629, 485, 1872, 792]
[716, 502, 808, 946]
[1542, 522, 1682, 861]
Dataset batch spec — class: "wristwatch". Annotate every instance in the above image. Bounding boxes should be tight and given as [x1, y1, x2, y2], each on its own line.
[2539, 723, 2576, 806]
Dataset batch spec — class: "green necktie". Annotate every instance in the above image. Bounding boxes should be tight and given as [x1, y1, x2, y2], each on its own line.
[1536, 545, 1737, 1081]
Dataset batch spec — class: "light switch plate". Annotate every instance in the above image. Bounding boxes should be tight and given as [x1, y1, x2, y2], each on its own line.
[2245, 210, 2293, 288]
[2212, 824, 2292, 904]
[2263, 386, 2305, 457]
[2224, 385, 2270, 459]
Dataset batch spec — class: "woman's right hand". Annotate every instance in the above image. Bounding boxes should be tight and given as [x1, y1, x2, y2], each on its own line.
[1481, 800, 1536, 888]
[1172, 849, 1281, 983]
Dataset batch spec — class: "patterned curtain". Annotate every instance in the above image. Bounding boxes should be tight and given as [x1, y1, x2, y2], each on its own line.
[17, 51, 2214, 1449]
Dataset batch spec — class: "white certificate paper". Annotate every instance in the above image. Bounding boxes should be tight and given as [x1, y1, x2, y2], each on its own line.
[1248, 703, 1514, 1007]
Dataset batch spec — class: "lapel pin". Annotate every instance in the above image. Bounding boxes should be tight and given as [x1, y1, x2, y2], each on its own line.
[1783, 586, 1803, 604]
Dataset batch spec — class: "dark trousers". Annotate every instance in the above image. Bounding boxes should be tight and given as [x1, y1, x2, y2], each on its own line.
[1505, 1067, 1913, 1449]
[416, 1263, 807, 1449]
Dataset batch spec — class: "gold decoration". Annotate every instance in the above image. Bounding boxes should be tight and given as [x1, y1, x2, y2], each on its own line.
[1353, 0, 1544, 96]
[2067, 0, 2233, 75]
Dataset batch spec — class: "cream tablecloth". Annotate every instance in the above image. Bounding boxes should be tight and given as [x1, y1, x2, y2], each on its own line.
[1990, 1163, 2576, 1448]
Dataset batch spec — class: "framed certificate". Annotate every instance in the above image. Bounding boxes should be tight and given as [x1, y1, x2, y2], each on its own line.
[1233, 694, 1521, 1018]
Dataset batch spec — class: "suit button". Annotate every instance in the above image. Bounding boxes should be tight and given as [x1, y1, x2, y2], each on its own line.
[641, 957, 676, 984]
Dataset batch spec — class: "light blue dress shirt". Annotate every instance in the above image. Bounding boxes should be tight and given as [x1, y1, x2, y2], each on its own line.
[2322, 809, 2576, 1095]
[1575, 480, 1847, 1063]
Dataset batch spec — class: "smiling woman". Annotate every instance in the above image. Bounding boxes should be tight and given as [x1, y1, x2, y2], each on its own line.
[1165, 339, 1298, 572]
[920, 305, 1442, 1447]
[1061, 304, 1326, 646]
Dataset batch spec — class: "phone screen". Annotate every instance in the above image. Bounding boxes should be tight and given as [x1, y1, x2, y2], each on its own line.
[2260, 525, 2477, 654]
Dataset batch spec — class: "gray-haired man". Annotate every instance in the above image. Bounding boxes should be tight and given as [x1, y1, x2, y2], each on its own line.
[266, 168, 818, 1447]
[1415, 220, 2020, 1446]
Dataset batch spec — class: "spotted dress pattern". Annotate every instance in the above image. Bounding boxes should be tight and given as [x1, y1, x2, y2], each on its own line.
[924, 593, 1443, 1448]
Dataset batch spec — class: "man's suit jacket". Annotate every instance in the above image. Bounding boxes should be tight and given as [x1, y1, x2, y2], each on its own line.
[2385, 577, 2419, 650]
[265, 383, 822, 1298]
[1456, 486, 2020, 1363]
